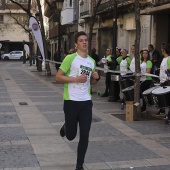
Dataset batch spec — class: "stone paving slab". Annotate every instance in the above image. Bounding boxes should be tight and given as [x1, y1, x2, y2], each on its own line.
[36, 104, 63, 112]
[0, 124, 22, 128]
[43, 112, 65, 123]
[25, 92, 57, 97]
[24, 128, 58, 136]
[18, 83, 48, 87]
[36, 152, 76, 166]
[7, 93, 28, 99]
[0, 93, 10, 98]
[4, 168, 41, 170]
[86, 162, 111, 170]
[19, 87, 53, 92]
[0, 127, 28, 141]
[125, 120, 170, 134]
[31, 143, 73, 154]
[0, 114, 20, 124]
[41, 165, 88, 170]
[30, 96, 61, 102]
[0, 145, 39, 169]
[90, 122, 127, 137]
[28, 135, 64, 145]
[0, 98, 11, 103]
[68, 140, 161, 164]
[0, 89, 7, 93]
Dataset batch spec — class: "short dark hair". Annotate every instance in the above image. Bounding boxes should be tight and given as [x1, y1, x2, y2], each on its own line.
[148, 44, 154, 49]
[163, 44, 170, 55]
[75, 31, 87, 43]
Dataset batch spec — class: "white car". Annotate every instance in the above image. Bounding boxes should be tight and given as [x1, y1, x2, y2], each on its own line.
[1, 51, 24, 60]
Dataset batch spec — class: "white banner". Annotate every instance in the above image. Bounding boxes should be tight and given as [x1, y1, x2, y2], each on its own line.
[29, 17, 45, 67]
[24, 44, 30, 55]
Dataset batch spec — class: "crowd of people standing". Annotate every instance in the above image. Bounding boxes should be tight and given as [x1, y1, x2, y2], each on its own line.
[94, 43, 170, 116]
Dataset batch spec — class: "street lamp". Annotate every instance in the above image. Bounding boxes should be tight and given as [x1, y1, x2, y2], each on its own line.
[56, 0, 64, 57]
[108, 0, 119, 102]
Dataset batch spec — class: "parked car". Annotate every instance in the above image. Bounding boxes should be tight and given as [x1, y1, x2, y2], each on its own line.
[1, 51, 24, 60]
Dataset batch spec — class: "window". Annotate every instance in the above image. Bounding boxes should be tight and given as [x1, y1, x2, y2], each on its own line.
[70, 0, 72, 7]
[16, 51, 22, 54]
[0, 15, 4, 23]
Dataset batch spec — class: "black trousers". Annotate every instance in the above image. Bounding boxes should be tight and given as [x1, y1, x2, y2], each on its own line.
[140, 80, 154, 109]
[105, 72, 111, 94]
[64, 100, 92, 166]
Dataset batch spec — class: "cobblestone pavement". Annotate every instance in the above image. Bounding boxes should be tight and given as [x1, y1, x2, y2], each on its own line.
[0, 61, 170, 170]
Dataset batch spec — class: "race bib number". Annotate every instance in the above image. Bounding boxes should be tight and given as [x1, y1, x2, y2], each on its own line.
[79, 65, 92, 80]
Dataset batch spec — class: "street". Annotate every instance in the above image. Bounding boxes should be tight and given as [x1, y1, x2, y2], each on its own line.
[0, 61, 170, 170]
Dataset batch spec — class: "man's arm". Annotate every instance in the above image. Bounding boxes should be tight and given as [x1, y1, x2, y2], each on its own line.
[55, 69, 87, 84]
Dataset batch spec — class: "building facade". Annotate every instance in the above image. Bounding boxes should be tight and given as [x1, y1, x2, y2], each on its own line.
[0, 0, 36, 54]
[43, 0, 170, 60]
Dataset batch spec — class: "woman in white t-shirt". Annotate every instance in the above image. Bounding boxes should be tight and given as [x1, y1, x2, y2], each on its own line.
[140, 49, 153, 112]
[130, 45, 136, 73]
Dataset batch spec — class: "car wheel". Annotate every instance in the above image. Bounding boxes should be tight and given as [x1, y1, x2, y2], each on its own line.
[4, 56, 9, 61]
[20, 56, 23, 60]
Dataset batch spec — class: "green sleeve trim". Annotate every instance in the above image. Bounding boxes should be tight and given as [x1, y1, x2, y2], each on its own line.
[60, 53, 77, 101]
[146, 60, 152, 80]
[117, 56, 122, 64]
[107, 55, 112, 62]
[59, 53, 77, 73]
[167, 58, 170, 69]
[126, 57, 132, 68]
[146, 60, 152, 68]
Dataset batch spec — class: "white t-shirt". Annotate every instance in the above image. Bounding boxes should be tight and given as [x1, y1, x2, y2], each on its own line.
[120, 59, 128, 76]
[140, 62, 147, 81]
[130, 57, 135, 73]
[160, 57, 169, 83]
[60, 52, 95, 101]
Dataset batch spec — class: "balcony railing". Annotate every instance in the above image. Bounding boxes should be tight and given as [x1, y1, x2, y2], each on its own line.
[96, 0, 135, 13]
[80, 10, 90, 17]
[96, 0, 113, 13]
[79, 0, 91, 19]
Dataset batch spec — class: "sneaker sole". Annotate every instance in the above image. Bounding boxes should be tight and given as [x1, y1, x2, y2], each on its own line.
[60, 124, 65, 137]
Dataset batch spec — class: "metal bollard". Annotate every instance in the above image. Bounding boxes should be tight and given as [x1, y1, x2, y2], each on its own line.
[37, 56, 42, 72]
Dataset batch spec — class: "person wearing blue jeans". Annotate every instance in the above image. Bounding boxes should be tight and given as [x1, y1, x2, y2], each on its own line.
[55, 31, 99, 170]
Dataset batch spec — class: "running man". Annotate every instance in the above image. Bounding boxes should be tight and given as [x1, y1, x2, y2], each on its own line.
[55, 31, 99, 170]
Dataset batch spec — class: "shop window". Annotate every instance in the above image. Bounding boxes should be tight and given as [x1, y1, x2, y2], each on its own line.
[70, 0, 72, 7]
[0, 15, 4, 23]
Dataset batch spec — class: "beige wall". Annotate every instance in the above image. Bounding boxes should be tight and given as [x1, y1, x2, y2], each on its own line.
[0, 14, 29, 41]
[117, 13, 153, 54]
